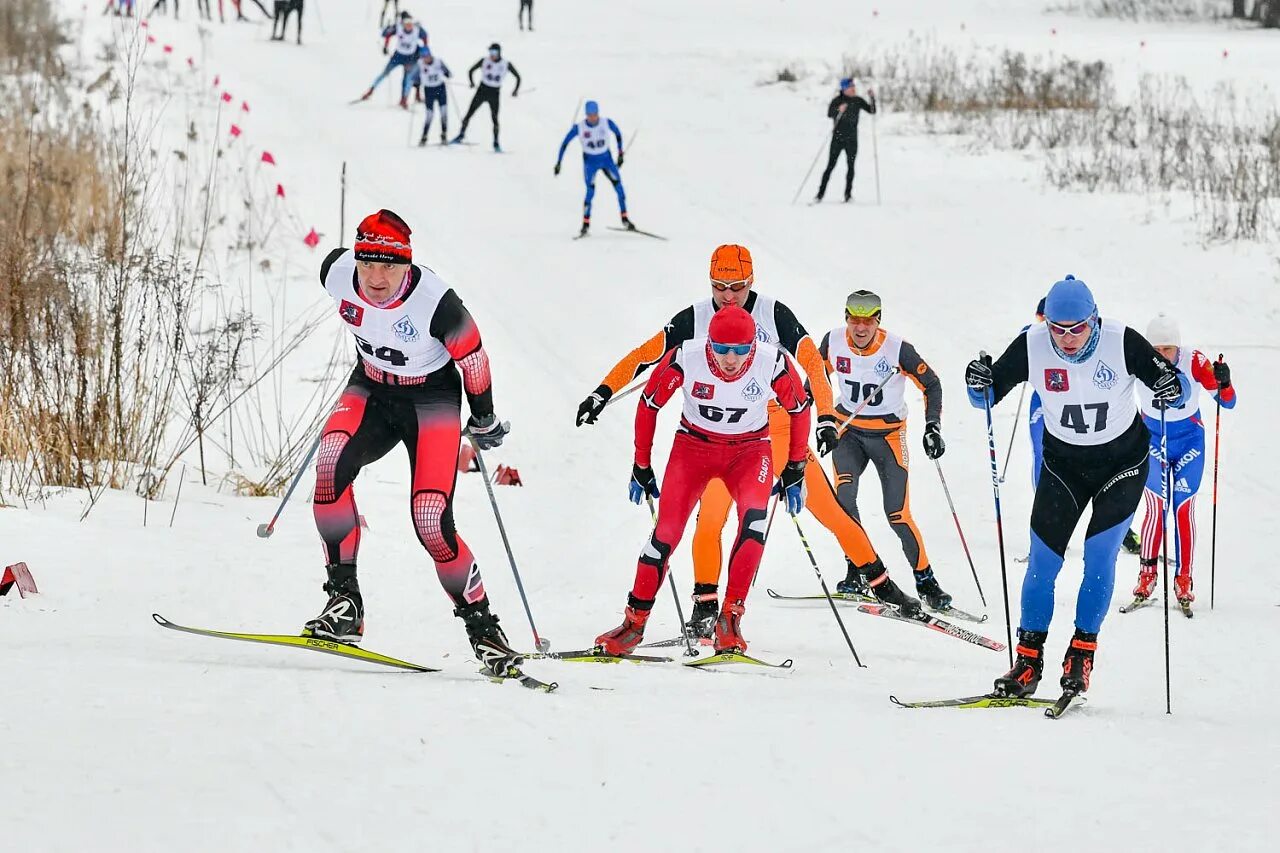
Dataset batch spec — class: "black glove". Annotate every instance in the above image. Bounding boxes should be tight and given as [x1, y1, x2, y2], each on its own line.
[554, 162, 561, 176]
[772, 460, 808, 515]
[512, 89, 519, 98]
[617, 151, 625, 168]
[1213, 359, 1231, 390]
[629, 464, 660, 504]
[922, 421, 945, 460]
[382, 45, 389, 55]
[576, 385, 611, 426]
[1150, 370, 1184, 409]
[815, 415, 839, 457]
[965, 354, 994, 391]
[466, 413, 509, 449]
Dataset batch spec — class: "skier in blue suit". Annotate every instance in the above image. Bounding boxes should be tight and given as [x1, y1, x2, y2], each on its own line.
[554, 100, 636, 237]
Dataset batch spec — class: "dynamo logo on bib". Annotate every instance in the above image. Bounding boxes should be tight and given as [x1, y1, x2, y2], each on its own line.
[393, 315, 420, 343]
[1092, 360, 1118, 390]
[742, 378, 764, 402]
[874, 356, 892, 377]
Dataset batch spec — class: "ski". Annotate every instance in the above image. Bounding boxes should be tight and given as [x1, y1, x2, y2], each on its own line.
[152, 613, 439, 673]
[1119, 596, 1158, 614]
[856, 604, 1006, 652]
[641, 635, 710, 649]
[889, 693, 1072, 710]
[683, 651, 793, 669]
[526, 648, 674, 664]
[606, 225, 667, 241]
[1044, 690, 1085, 719]
[483, 667, 559, 693]
[767, 588, 986, 623]
[766, 587, 877, 605]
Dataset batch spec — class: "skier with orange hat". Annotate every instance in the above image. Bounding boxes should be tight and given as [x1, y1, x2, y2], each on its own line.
[308, 209, 525, 679]
[578, 245, 919, 642]
[594, 306, 812, 654]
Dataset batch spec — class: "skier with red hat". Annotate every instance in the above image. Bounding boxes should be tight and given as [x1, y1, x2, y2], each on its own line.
[594, 305, 813, 655]
[308, 209, 523, 678]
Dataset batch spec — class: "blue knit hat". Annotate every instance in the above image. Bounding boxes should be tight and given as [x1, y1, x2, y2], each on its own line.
[585, 100, 599, 115]
[1043, 275, 1096, 324]
[839, 77, 854, 90]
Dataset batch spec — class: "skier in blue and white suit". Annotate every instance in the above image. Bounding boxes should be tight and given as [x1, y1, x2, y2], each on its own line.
[414, 49, 453, 146]
[554, 100, 635, 237]
[357, 12, 429, 108]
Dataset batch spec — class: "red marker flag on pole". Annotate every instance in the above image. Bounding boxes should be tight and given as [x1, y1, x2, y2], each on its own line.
[221, 91, 233, 103]
[261, 151, 277, 165]
[230, 124, 242, 138]
[276, 183, 286, 198]
[163, 45, 174, 54]
[241, 101, 250, 113]
[213, 74, 220, 87]
[303, 228, 321, 248]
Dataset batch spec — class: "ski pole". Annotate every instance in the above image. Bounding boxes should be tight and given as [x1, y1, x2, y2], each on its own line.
[790, 128, 831, 205]
[933, 459, 988, 609]
[466, 428, 551, 654]
[791, 514, 865, 667]
[256, 430, 322, 538]
[1160, 404, 1172, 714]
[835, 368, 901, 437]
[979, 358, 1014, 668]
[647, 495, 697, 657]
[998, 383, 1026, 483]
[1211, 354, 1222, 611]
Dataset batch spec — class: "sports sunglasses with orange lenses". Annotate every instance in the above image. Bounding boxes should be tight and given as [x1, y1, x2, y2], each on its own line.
[710, 277, 752, 293]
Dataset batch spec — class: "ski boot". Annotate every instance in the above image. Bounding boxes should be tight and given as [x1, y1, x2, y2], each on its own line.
[1122, 528, 1142, 555]
[836, 558, 873, 598]
[449, 132, 466, 145]
[1175, 574, 1194, 615]
[358, 87, 374, 102]
[913, 567, 952, 611]
[440, 131, 448, 145]
[594, 598, 653, 656]
[1060, 629, 1097, 694]
[714, 600, 748, 654]
[860, 559, 922, 617]
[303, 563, 364, 644]
[685, 583, 718, 641]
[578, 218, 590, 238]
[620, 213, 637, 232]
[493, 141, 503, 153]
[418, 133, 428, 148]
[1132, 558, 1158, 600]
[455, 599, 523, 677]
[992, 628, 1048, 697]
[843, 192, 852, 203]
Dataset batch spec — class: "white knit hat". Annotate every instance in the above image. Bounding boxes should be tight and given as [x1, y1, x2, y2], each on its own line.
[1146, 313, 1181, 347]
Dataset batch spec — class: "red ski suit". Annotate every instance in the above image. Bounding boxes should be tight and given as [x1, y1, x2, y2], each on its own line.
[630, 340, 811, 606]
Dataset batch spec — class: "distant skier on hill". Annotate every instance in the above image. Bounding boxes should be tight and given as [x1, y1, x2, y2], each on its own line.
[270, 0, 303, 44]
[554, 100, 634, 237]
[357, 12, 428, 108]
[815, 77, 876, 204]
[519, 0, 534, 30]
[451, 43, 521, 152]
[415, 49, 453, 146]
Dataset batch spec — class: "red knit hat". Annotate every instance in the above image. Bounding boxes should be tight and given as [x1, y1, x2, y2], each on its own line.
[354, 209, 412, 264]
[708, 305, 757, 346]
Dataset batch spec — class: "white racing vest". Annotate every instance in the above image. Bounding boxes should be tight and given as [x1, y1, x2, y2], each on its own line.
[1027, 319, 1138, 445]
[675, 338, 783, 437]
[1138, 347, 1199, 423]
[393, 27, 425, 57]
[578, 117, 613, 155]
[418, 58, 448, 88]
[322, 250, 453, 378]
[480, 57, 509, 87]
[689, 295, 780, 346]
[825, 327, 908, 419]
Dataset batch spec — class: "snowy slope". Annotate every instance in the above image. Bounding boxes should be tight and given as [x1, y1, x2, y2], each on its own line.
[5, 2, 1279, 850]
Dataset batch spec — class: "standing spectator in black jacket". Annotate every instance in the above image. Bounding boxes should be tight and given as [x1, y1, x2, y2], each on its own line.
[815, 78, 876, 203]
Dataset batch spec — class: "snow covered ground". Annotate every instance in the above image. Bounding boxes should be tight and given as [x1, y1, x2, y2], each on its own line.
[5, 1, 1279, 850]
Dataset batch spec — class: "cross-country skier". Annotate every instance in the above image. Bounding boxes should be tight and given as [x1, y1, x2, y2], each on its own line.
[270, 0, 303, 44]
[577, 245, 905, 638]
[308, 209, 523, 677]
[815, 78, 876, 204]
[965, 275, 1186, 700]
[594, 306, 812, 655]
[817, 290, 950, 614]
[554, 100, 635, 237]
[357, 12, 429, 108]
[519, 0, 533, 30]
[415, 49, 452, 146]
[451, 43, 521, 152]
[1130, 313, 1235, 615]
[379, 0, 399, 28]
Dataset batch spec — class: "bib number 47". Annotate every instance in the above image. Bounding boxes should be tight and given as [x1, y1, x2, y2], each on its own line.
[1060, 402, 1109, 434]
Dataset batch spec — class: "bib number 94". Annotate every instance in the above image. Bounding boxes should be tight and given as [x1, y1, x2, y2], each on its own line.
[354, 334, 409, 367]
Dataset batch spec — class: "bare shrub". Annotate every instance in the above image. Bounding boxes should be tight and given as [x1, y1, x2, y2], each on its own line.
[1046, 0, 1226, 21]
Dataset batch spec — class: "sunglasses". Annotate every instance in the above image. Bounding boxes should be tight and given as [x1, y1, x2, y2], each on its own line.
[1048, 318, 1092, 336]
[710, 278, 751, 293]
[846, 309, 881, 321]
[710, 342, 753, 356]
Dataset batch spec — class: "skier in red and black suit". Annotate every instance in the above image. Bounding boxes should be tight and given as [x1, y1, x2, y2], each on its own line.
[595, 306, 812, 655]
[307, 209, 523, 676]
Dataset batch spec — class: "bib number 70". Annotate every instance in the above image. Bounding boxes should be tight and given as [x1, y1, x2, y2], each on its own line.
[698, 405, 748, 423]
[1060, 402, 1109, 434]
